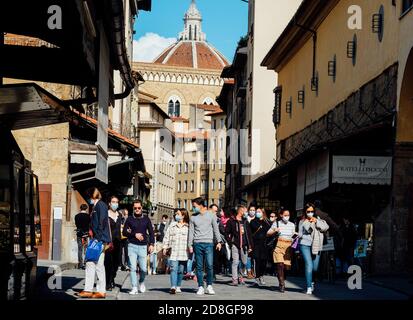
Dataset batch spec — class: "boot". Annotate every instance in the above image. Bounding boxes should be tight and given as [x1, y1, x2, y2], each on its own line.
[277, 264, 285, 293]
[247, 270, 255, 279]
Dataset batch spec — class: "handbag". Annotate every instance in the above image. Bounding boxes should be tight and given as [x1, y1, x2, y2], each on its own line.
[265, 220, 279, 250]
[85, 239, 104, 262]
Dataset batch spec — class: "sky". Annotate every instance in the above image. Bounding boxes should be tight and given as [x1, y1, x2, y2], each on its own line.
[133, 0, 249, 63]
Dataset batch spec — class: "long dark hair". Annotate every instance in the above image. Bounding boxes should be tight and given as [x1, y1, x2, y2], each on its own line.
[302, 203, 317, 220]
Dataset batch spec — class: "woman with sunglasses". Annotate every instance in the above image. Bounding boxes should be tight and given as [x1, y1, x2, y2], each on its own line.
[298, 203, 329, 295]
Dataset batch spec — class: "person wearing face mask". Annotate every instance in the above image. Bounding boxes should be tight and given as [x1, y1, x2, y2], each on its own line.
[249, 207, 271, 286]
[122, 199, 155, 295]
[298, 203, 329, 295]
[104, 196, 122, 291]
[78, 188, 111, 299]
[225, 205, 253, 286]
[244, 205, 256, 279]
[162, 209, 190, 294]
[188, 198, 223, 296]
[267, 209, 297, 293]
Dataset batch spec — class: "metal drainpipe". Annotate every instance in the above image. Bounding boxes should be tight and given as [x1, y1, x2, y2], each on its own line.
[295, 22, 317, 81]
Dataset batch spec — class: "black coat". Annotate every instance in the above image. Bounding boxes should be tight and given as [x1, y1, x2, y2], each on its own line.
[225, 218, 253, 250]
[249, 218, 272, 259]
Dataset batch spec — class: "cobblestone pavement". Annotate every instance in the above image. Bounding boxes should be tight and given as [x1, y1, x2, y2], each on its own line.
[35, 268, 409, 300]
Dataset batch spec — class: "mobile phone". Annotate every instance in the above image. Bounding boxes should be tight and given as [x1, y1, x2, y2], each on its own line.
[292, 234, 298, 240]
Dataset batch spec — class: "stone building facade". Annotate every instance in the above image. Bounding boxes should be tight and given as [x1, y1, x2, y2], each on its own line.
[134, 0, 228, 211]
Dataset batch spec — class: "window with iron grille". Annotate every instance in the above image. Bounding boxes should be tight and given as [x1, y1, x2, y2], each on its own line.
[273, 86, 282, 126]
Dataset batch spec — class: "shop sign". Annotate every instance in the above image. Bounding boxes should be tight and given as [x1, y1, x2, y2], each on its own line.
[332, 156, 392, 185]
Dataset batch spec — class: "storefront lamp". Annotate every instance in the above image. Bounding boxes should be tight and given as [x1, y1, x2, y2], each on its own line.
[328, 55, 337, 82]
[311, 76, 318, 92]
[347, 34, 357, 66]
[286, 99, 292, 116]
[298, 89, 305, 105]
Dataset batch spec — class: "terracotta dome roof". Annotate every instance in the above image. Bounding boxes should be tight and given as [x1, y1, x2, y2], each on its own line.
[153, 41, 229, 70]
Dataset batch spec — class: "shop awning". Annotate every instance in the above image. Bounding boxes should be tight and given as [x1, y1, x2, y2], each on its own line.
[0, 83, 71, 130]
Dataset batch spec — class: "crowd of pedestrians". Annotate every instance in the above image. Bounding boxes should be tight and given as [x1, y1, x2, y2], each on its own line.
[75, 188, 368, 299]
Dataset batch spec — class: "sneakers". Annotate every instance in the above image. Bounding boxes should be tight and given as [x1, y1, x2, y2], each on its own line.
[238, 277, 246, 285]
[311, 282, 315, 291]
[260, 277, 266, 285]
[196, 286, 205, 295]
[170, 287, 176, 295]
[129, 287, 139, 295]
[306, 287, 313, 295]
[229, 281, 238, 286]
[176, 287, 182, 293]
[253, 278, 261, 286]
[139, 283, 146, 293]
[205, 285, 215, 295]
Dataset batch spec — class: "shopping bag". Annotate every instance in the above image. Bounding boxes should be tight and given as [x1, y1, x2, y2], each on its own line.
[85, 239, 104, 262]
[291, 237, 299, 250]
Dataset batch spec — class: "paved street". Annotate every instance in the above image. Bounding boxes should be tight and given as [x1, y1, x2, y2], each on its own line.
[35, 268, 409, 301]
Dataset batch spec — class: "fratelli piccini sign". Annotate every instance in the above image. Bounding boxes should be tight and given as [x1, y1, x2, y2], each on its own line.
[332, 156, 392, 185]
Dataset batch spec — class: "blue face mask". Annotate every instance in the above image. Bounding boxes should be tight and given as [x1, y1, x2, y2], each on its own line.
[88, 199, 94, 205]
[110, 203, 119, 211]
[175, 215, 183, 222]
[193, 207, 200, 214]
[243, 211, 248, 218]
[256, 212, 263, 219]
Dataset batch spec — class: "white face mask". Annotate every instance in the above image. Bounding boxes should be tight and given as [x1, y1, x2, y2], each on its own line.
[270, 217, 276, 222]
[283, 216, 290, 222]
[248, 211, 256, 217]
[307, 212, 314, 218]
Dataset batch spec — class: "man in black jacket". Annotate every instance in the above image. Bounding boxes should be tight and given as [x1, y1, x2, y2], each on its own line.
[122, 199, 155, 295]
[225, 205, 253, 286]
[75, 204, 90, 269]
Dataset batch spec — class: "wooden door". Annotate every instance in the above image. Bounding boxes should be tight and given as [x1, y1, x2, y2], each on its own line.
[38, 184, 52, 260]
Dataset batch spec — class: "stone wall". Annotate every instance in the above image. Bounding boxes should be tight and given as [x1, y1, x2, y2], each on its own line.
[391, 142, 413, 274]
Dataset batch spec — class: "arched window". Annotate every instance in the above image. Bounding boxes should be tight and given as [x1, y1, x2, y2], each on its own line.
[203, 97, 214, 105]
[175, 101, 181, 117]
[167, 96, 182, 117]
[168, 100, 174, 117]
[189, 25, 192, 40]
[194, 25, 198, 41]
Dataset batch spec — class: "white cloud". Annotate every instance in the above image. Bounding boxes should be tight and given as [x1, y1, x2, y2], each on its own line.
[133, 33, 176, 62]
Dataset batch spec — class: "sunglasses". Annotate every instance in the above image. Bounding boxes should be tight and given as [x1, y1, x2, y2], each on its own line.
[306, 210, 315, 213]
[270, 215, 276, 218]
[134, 207, 142, 210]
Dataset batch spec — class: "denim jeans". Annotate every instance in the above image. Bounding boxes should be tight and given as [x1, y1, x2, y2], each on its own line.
[170, 260, 186, 288]
[150, 252, 157, 273]
[186, 253, 195, 274]
[300, 245, 321, 289]
[128, 243, 148, 288]
[246, 256, 252, 271]
[193, 243, 214, 287]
